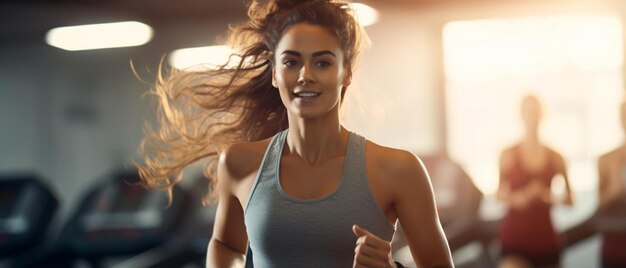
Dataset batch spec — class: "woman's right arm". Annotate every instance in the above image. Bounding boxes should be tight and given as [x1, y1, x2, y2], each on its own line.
[206, 149, 249, 268]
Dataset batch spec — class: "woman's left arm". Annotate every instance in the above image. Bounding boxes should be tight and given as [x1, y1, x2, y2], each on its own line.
[393, 152, 454, 267]
[351, 150, 454, 268]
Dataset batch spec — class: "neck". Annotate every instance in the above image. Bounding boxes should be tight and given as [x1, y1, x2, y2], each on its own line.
[522, 131, 540, 147]
[285, 107, 348, 165]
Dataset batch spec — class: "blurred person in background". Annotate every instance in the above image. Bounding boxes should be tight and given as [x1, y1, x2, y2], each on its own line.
[496, 95, 574, 268]
[596, 100, 626, 268]
[135, 0, 454, 267]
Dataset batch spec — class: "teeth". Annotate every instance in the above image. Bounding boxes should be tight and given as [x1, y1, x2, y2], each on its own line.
[295, 92, 320, 98]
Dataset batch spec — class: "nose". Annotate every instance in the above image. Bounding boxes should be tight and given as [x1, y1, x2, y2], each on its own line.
[297, 64, 316, 85]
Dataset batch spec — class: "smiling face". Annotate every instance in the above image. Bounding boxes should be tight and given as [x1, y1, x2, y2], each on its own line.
[272, 23, 351, 119]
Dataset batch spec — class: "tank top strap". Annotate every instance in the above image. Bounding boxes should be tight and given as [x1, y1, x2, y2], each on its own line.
[341, 131, 380, 207]
[343, 131, 366, 184]
[243, 129, 287, 213]
[263, 129, 288, 180]
[345, 131, 395, 230]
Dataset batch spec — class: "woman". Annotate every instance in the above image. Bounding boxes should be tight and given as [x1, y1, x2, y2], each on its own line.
[136, 0, 453, 267]
[497, 95, 574, 268]
[596, 101, 626, 268]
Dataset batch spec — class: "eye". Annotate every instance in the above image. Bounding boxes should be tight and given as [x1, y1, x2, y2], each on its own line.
[283, 59, 297, 67]
[316, 61, 331, 68]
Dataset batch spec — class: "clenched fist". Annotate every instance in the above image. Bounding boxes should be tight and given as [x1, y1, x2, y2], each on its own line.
[352, 224, 397, 268]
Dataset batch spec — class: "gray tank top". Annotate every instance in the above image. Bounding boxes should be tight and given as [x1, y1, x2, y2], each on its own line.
[244, 129, 396, 268]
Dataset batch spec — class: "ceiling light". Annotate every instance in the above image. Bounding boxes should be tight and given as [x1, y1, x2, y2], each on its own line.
[168, 45, 236, 70]
[46, 21, 153, 51]
[350, 3, 379, 27]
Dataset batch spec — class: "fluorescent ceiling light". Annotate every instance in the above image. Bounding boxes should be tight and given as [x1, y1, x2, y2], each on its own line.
[168, 45, 236, 70]
[46, 21, 153, 51]
[350, 3, 379, 27]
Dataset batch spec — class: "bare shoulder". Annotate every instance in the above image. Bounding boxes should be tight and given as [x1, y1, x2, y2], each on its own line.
[543, 145, 562, 160]
[365, 140, 436, 217]
[499, 145, 517, 170]
[598, 147, 622, 169]
[365, 140, 427, 185]
[543, 146, 566, 168]
[600, 147, 621, 163]
[219, 138, 272, 183]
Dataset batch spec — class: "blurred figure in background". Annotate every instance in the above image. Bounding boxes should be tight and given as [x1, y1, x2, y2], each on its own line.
[497, 95, 574, 268]
[596, 100, 626, 268]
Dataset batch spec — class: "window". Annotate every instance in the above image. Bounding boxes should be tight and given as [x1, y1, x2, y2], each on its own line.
[443, 16, 623, 202]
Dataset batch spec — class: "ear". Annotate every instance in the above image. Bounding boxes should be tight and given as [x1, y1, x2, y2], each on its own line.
[343, 67, 352, 87]
[272, 66, 278, 88]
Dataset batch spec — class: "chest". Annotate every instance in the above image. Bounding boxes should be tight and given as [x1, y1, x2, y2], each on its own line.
[279, 156, 346, 200]
[281, 155, 395, 220]
[244, 188, 395, 267]
[508, 153, 555, 188]
[518, 148, 550, 174]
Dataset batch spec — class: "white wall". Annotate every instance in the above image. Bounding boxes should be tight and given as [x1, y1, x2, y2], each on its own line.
[344, 6, 442, 154]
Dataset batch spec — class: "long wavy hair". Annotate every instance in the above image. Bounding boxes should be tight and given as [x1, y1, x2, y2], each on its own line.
[135, 0, 365, 203]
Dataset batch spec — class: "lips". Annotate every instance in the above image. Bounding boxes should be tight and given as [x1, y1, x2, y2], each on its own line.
[293, 91, 321, 98]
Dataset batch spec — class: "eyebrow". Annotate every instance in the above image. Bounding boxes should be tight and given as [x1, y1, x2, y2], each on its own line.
[281, 50, 336, 58]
